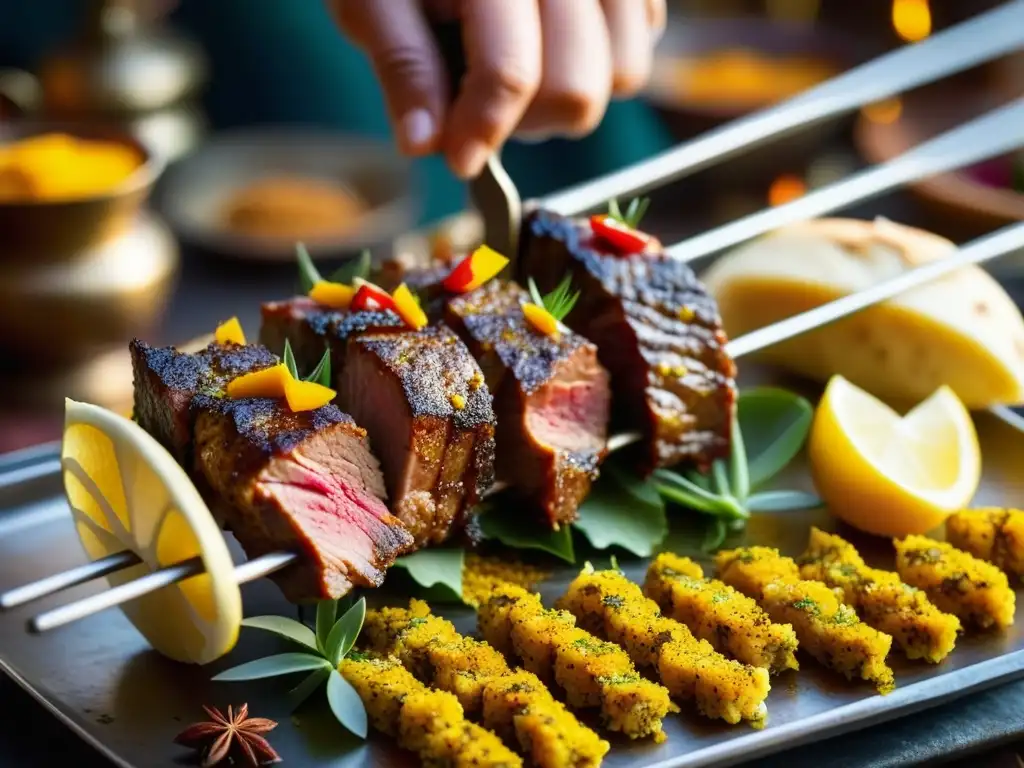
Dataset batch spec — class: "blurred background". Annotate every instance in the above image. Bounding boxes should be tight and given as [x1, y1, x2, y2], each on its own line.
[0, 0, 1020, 451]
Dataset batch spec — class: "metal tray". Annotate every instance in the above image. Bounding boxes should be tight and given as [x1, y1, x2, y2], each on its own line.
[0, 392, 1023, 768]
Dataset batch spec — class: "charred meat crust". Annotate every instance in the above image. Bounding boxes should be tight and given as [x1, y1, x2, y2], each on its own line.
[259, 297, 405, 373]
[342, 324, 496, 545]
[517, 209, 737, 473]
[193, 396, 413, 602]
[445, 280, 610, 527]
[129, 338, 277, 465]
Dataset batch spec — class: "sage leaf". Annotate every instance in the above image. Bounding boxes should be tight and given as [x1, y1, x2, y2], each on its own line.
[574, 470, 667, 557]
[327, 669, 369, 738]
[288, 667, 331, 710]
[316, 600, 338, 655]
[701, 517, 728, 553]
[653, 469, 746, 518]
[282, 339, 300, 380]
[745, 490, 823, 512]
[240, 615, 318, 652]
[610, 465, 662, 507]
[330, 250, 372, 285]
[728, 416, 750, 501]
[711, 459, 731, 497]
[296, 242, 322, 293]
[392, 548, 464, 602]
[737, 388, 813, 489]
[212, 653, 330, 682]
[304, 346, 332, 387]
[326, 597, 366, 666]
[478, 506, 576, 563]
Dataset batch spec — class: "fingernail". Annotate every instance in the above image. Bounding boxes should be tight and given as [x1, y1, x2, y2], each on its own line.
[401, 109, 436, 152]
[451, 140, 491, 179]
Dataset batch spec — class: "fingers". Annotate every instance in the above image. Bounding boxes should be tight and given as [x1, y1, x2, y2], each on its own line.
[331, 0, 447, 155]
[442, 0, 542, 179]
[518, 0, 612, 140]
[601, 0, 656, 97]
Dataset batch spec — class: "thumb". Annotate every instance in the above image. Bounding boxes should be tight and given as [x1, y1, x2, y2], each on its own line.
[331, 0, 447, 155]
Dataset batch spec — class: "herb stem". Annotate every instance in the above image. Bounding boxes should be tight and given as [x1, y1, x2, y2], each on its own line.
[711, 460, 732, 498]
[729, 417, 750, 501]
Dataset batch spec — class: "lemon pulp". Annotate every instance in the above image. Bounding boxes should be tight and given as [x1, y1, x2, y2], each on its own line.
[61, 399, 242, 664]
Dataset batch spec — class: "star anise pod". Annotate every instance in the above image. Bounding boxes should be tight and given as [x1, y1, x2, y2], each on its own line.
[175, 704, 281, 767]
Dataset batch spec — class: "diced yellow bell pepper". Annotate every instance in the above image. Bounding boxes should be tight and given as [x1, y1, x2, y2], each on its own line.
[283, 377, 337, 412]
[443, 245, 509, 293]
[226, 364, 291, 399]
[309, 280, 356, 309]
[523, 302, 560, 338]
[392, 283, 428, 330]
[214, 316, 247, 346]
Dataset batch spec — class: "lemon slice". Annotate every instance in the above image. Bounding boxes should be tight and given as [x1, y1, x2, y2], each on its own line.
[61, 398, 242, 664]
[809, 376, 981, 537]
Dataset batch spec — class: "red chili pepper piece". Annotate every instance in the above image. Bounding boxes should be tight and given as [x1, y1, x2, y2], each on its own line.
[590, 214, 654, 254]
[351, 282, 397, 313]
[443, 257, 476, 293]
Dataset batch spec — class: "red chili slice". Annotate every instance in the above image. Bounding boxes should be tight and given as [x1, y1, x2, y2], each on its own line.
[590, 214, 654, 254]
[351, 283, 397, 313]
[442, 256, 475, 293]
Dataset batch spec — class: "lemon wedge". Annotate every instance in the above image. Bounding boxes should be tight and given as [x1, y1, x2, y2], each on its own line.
[61, 398, 242, 664]
[808, 376, 981, 537]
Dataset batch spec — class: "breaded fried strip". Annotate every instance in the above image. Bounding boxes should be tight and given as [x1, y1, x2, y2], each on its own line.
[947, 509, 1024, 580]
[644, 553, 799, 674]
[799, 527, 960, 663]
[894, 535, 1016, 630]
[361, 600, 609, 768]
[340, 655, 521, 767]
[558, 566, 771, 727]
[716, 547, 895, 694]
[478, 585, 676, 741]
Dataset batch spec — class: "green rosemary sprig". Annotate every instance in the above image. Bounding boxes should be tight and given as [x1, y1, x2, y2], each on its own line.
[296, 243, 371, 293]
[282, 339, 332, 387]
[608, 197, 651, 229]
[528, 275, 580, 322]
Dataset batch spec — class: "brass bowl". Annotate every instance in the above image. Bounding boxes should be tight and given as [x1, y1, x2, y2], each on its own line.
[0, 211, 178, 365]
[0, 122, 163, 265]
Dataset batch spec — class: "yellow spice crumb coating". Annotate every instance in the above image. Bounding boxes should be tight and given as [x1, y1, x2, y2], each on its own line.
[799, 527, 960, 663]
[362, 601, 609, 768]
[946, 509, 1024, 580]
[340, 656, 522, 767]
[478, 584, 676, 741]
[716, 547, 896, 694]
[644, 553, 799, 674]
[557, 566, 771, 728]
[894, 535, 1016, 630]
[462, 554, 551, 609]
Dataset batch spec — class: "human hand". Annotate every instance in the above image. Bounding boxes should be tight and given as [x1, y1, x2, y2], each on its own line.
[331, 0, 666, 179]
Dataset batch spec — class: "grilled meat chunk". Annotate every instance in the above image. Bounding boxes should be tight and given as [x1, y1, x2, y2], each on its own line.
[259, 297, 404, 374]
[445, 280, 610, 527]
[131, 339, 413, 602]
[129, 338, 277, 465]
[518, 209, 737, 473]
[341, 324, 496, 546]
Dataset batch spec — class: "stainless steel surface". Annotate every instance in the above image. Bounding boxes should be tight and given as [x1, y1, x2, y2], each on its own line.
[725, 220, 1024, 359]
[469, 155, 522, 263]
[541, 1, 1024, 216]
[666, 99, 1024, 264]
[0, 395, 1022, 768]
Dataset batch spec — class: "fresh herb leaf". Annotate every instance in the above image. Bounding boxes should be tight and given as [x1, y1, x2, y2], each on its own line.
[738, 388, 813, 490]
[296, 242, 322, 293]
[653, 468, 747, 518]
[330, 250, 372, 285]
[479, 505, 576, 563]
[391, 548, 465, 602]
[240, 615, 318, 652]
[701, 518, 728, 553]
[327, 669, 369, 738]
[528, 275, 580, 322]
[282, 339, 300, 380]
[315, 599, 338, 656]
[289, 667, 331, 710]
[304, 346, 332, 387]
[608, 197, 651, 229]
[745, 490, 823, 512]
[212, 653, 330, 682]
[727, 416, 750, 500]
[325, 598, 366, 667]
[574, 469, 668, 557]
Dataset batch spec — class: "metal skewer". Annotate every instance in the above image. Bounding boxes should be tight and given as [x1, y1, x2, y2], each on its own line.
[542, 0, 1024, 216]
[9, 8, 1024, 635]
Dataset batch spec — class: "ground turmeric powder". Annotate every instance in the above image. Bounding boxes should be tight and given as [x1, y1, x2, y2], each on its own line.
[0, 132, 142, 202]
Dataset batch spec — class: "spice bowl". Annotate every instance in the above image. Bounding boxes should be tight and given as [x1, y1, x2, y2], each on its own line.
[0, 122, 163, 265]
